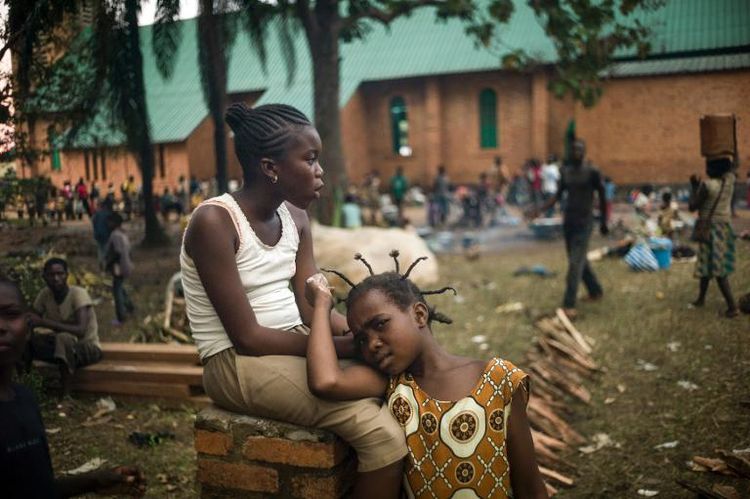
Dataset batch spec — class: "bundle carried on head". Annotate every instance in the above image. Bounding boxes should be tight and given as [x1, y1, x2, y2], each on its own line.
[700, 114, 737, 162]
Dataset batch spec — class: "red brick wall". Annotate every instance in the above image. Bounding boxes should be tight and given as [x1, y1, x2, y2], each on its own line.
[185, 115, 244, 184]
[351, 71, 537, 187]
[358, 78, 430, 186]
[32, 138, 190, 194]
[564, 70, 750, 184]
[340, 91, 372, 182]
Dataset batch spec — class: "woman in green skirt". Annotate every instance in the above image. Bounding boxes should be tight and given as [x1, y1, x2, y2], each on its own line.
[689, 157, 738, 318]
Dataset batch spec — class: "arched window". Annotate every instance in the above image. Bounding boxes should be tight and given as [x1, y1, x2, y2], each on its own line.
[479, 89, 498, 149]
[390, 96, 411, 156]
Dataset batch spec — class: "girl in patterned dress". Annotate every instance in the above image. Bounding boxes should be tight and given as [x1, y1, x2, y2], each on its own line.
[304, 254, 548, 498]
[689, 157, 739, 318]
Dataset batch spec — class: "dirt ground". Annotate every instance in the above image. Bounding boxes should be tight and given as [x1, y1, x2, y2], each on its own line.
[1, 207, 748, 498]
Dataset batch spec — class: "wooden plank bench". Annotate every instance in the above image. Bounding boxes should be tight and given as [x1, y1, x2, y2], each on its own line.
[99, 342, 200, 364]
[33, 342, 206, 403]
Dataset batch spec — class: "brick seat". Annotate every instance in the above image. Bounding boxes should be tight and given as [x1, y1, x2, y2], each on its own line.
[195, 405, 356, 498]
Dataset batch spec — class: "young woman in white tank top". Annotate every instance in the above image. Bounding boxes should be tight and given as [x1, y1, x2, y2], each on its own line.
[180, 104, 406, 498]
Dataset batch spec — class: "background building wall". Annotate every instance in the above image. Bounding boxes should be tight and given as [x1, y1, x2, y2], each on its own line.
[359, 78, 429, 186]
[340, 91, 372, 183]
[568, 70, 750, 185]
[439, 71, 533, 184]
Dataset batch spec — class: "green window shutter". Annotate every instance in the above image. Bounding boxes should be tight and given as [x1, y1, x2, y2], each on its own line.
[390, 97, 409, 155]
[479, 89, 498, 149]
[48, 129, 62, 171]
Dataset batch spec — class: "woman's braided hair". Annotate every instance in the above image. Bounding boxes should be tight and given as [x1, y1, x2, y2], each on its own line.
[323, 250, 455, 325]
[224, 103, 312, 182]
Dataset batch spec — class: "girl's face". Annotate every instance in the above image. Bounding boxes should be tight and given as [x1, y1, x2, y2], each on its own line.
[276, 126, 324, 209]
[0, 284, 30, 366]
[346, 289, 428, 376]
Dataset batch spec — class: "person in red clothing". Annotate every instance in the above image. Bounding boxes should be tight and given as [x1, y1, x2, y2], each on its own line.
[75, 178, 91, 217]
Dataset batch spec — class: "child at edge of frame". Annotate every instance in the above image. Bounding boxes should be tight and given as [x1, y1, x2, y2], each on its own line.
[0, 275, 146, 498]
[303, 251, 549, 498]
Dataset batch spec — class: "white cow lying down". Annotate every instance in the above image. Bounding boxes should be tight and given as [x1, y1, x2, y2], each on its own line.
[311, 222, 439, 294]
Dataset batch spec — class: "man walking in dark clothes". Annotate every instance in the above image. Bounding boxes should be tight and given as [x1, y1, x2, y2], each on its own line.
[536, 139, 608, 319]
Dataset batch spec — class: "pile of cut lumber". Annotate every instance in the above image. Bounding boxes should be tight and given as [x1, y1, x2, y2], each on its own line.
[525, 309, 600, 496]
[35, 342, 206, 403]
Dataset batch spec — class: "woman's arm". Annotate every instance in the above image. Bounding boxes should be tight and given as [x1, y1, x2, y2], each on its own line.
[688, 176, 708, 212]
[506, 389, 548, 499]
[185, 206, 352, 357]
[287, 203, 349, 336]
[305, 274, 387, 400]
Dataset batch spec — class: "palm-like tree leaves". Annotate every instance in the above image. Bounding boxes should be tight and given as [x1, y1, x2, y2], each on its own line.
[152, 0, 182, 80]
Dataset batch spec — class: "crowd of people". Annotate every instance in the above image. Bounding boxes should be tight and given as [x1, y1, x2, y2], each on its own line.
[0, 104, 742, 498]
[0, 173, 224, 227]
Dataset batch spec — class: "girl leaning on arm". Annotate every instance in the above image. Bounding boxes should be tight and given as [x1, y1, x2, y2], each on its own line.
[305, 252, 548, 498]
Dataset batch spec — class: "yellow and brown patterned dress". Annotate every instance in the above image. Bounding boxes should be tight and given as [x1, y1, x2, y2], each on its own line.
[386, 358, 528, 498]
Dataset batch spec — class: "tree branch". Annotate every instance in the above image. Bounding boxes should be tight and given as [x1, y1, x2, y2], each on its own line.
[342, 0, 447, 31]
[294, 0, 318, 37]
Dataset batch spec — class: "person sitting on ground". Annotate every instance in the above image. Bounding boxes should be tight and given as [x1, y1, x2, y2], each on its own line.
[305, 253, 548, 498]
[341, 193, 363, 229]
[658, 191, 680, 240]
[0, 275, 146, 498]
[27, 258, 102, 395]
[689, 157, 738, 317]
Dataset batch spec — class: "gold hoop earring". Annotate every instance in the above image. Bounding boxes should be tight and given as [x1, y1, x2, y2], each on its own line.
[271, 175, 278, 184]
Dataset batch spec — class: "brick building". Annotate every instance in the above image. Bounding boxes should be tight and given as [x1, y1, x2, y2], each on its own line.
[28, 0, 750, 191]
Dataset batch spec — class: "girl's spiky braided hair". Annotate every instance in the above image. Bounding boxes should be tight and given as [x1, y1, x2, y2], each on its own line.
[322, 250, 456, 325]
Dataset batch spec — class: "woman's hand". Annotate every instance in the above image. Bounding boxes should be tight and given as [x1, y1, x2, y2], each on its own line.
[305, 273, 333, 308]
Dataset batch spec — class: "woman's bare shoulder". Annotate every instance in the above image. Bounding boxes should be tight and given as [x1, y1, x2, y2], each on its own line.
[188, 204, 235, 232]
[185, 204, 237, 254]
[284, 202, 311, 232]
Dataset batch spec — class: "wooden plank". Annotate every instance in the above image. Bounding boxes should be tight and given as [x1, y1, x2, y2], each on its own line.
[71, 379, 194, 399]
[74, 360, 203, 386]
[100, 342, 199, 364]
[539, 466, 574, 487]
[555, 309, 593, 354]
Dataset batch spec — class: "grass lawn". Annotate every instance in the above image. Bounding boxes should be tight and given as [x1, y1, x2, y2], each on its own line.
[3, 217, 747, 497]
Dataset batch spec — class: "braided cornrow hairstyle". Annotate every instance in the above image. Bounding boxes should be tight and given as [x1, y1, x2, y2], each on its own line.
[225, 103, 312, 183]
[324, 251, 456, 325]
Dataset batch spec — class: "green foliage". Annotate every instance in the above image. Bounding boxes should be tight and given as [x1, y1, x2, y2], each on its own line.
[3, 255, 52, 306]
[525, 0, 666, 106]
[152, 0, 183, 80]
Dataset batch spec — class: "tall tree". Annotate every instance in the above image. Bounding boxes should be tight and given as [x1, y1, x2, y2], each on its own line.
[2, 0, 169, 245]
[197, 0, 231, 194]
[154, 1, 290, 196]
[1, 0, 78, 168]
[90, 0, 167, 245]
[238, 0, 660, 224]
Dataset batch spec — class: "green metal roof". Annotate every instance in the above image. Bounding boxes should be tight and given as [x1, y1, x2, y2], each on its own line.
[629, 0, 750, 56]
[66, 0, 750, 148]
[609, 52, 750, 77]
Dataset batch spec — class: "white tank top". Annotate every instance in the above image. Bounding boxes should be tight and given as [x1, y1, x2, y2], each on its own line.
[180, 193, 303, 361]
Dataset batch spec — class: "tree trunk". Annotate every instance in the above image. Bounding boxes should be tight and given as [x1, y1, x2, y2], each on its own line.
[199, 0, 229, 195]
[124, 0, 167, 246]
[307, 1, 345, 225]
